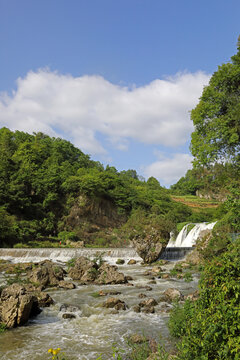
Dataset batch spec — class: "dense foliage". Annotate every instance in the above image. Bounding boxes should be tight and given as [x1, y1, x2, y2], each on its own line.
[170, 163, 239, 198]
[190, 38, 240, 167]
[168, 38, 240, 360]
[176, 38, 240, 232]
[0, 127, 194, 247]
[170, 239, 240, 360]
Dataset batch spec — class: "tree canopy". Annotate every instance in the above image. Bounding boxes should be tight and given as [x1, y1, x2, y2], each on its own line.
[190, 39, 240, 167]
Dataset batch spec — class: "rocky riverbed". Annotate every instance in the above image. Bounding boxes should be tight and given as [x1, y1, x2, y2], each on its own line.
[0, 252, 199, 360]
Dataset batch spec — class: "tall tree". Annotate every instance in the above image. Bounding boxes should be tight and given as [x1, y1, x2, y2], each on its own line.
[190, 38, 240, 167]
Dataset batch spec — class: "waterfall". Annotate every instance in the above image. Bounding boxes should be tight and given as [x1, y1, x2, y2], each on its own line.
[0, 247, 141, 264]
[167, 222, 216, 248]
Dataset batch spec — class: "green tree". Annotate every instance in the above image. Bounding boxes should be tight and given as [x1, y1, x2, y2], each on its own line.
[191, 39, 240, 167]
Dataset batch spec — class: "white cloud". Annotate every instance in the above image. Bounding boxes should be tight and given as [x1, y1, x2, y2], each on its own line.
[0, 69, 209, 155]
[143, 153, 193, 186]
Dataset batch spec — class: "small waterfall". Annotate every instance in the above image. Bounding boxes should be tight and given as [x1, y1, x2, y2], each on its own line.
[159, 247, 192, 260]
[167, 222, 216, 248]
[167, 225, 189, 247]
[0, 247, 141, 264]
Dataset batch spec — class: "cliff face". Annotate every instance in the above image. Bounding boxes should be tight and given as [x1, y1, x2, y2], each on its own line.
[63, 194, 126, 241]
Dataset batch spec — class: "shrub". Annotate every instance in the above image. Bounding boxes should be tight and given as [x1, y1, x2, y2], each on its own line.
[169, 300, 195, 338]
[176, 238, 240, 359]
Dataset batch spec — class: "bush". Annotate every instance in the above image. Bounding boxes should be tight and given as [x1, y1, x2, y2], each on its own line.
[58, 231, 79, 242]
[169, 300, 195, 338]
[175, 238, 240, 359]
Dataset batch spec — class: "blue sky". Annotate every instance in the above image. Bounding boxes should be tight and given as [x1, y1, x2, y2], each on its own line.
[0, 0, 239, 186]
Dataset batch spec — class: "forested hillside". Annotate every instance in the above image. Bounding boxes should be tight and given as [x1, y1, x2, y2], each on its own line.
[1, 127, 216, 248]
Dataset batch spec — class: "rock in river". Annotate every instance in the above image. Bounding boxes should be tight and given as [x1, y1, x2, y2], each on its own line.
[0, 284, 41, 328]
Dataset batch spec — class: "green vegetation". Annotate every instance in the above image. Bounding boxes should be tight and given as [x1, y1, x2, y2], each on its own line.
[167, 38, 240, 360]
[0, 127, 206, 248]
[0, 323, 7, 333]
[90, 291, 101, 298]
[183, 272, 193, 282]
[191, 41, 240, 168]
[66, 258, 76, 270]
[171, 239, 240, 360]
[169, 300, 195, 338]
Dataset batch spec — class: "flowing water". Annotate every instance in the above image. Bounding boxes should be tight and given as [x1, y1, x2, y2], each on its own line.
[167, 222, 217, 248]
[0, 248, 199, 360]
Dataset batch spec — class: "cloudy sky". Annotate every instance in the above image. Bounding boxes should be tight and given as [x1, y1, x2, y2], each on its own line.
[0, 1, 239, 186]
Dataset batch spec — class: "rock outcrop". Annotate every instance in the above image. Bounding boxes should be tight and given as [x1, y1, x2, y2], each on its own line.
[128, 259, 137, 265]
[28, 260, 66, 288]
[131, 228, 167, 263]
[97, 263, 126, 285]
[161, 288, 183, 302]
[68, 256, 127, 285]
[102, 297, 127, 310]
[0, 284, 41, 328]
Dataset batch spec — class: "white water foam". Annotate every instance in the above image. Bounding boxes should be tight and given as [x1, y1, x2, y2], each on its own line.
[0, 247, 141, 265]
[167, 222, 216, 248]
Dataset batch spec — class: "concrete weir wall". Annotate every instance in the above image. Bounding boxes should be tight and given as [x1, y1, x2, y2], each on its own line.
[0, 247, 141, 264]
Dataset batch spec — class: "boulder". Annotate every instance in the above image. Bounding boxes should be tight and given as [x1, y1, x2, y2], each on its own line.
[68, 256, 97, 281]
[161, 273, 170, 279]
[128, 259, 137, 265]
[0, 284, 41, 328]
[142, 306, 155, 314]
[60, 304, 81, 313]
[21, 283, 53, 307]
[28, 260, 65, 288]
[36, 292, 54, 307]
[115, 302, 127, 311]
[116, 259, 125, 265]
[68, 256, 127, 285]
[139, 298, 158, 307]
[162, 288, 183, 302]
[132, 305, 141, 313]
[58, 281, 76, 290]
[136, 285, 152, 291]
[97, 263, 127, 285]
[126, 275, 134, 281]
[138, 293, 147, 298]
[62, 313, 76, 319]
[102, 297, 126, 310]
[131, 228, 167, 264]
[98, 290, 121, 296]
[151, 266, 162, 274]
[129, 334, 146, 344]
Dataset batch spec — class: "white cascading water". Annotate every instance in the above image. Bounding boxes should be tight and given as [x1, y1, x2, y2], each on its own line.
[167, 222, 217, 248]
[0, 247, 141, 265]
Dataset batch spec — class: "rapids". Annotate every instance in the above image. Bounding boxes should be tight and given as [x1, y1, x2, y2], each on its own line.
[0, 249, 199, 360]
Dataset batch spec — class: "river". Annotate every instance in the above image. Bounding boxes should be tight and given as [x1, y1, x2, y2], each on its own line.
[0, 248, 198, 360]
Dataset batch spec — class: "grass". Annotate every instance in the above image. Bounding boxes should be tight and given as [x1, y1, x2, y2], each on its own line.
[171, 195, 220, 210]
[90, 291, 101, 298]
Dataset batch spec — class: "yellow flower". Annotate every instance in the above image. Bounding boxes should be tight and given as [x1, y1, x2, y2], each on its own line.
[48, 348, 53, 353]
[52, 348, 60, 355]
